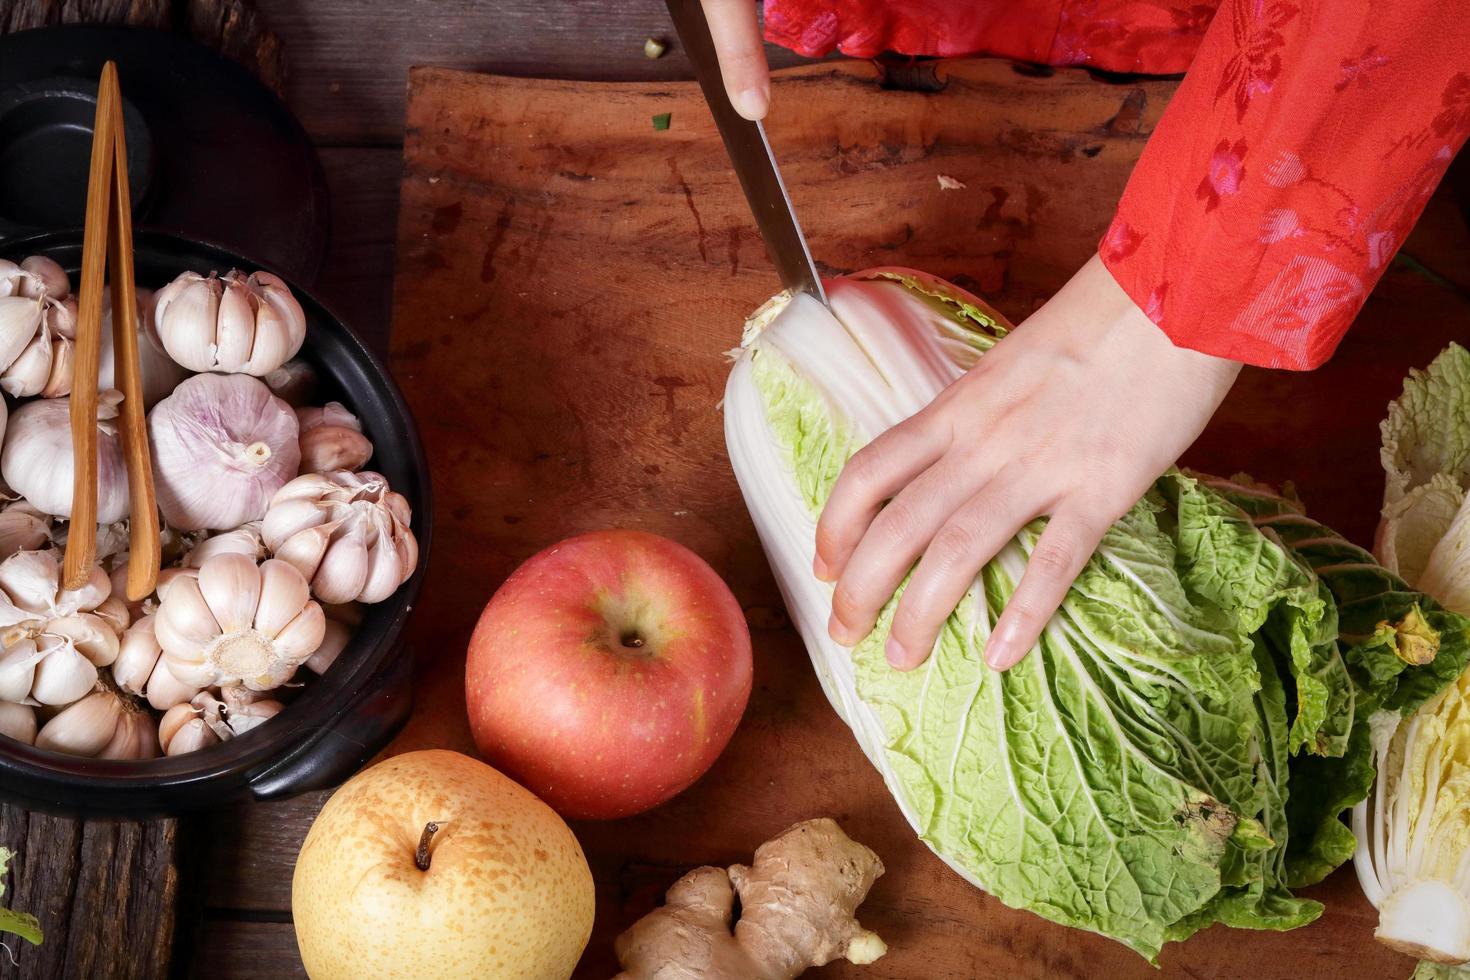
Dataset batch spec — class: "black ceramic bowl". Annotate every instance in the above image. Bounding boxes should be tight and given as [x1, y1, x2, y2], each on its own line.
[0, 230, 430, 816]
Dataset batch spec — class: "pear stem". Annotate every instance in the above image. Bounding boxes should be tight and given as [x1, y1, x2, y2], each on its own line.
[415, 821, 440, 872]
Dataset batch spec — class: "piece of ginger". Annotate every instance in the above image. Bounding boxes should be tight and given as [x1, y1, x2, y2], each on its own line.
[614, 818, 887, 979]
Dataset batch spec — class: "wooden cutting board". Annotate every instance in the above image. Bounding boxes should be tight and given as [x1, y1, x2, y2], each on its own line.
[388, 61, 1470, 979]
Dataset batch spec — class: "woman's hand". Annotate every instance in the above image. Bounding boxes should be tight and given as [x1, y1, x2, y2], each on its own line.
[700, 0, 770, 120]
[815, 255, 1242, 671]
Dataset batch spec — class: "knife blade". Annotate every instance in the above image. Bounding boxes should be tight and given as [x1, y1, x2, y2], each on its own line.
[665, 0, 829, 307]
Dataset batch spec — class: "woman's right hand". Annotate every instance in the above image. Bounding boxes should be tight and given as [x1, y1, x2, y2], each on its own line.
[700, 0, 771, 120]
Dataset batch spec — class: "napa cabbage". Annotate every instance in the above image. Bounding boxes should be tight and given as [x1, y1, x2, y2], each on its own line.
[724, 272, 1467, 960]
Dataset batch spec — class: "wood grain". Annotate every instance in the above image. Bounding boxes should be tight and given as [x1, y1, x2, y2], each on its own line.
[382, 60, 1470, 978]
[0, 810, 176, 979]
[189, 921, 303, 979]
[250, 0, 815, 143]
[311, 146, 404, 354]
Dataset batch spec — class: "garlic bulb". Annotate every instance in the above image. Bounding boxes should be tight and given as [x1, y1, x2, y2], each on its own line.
[98, 288, 186, 408]
[297, 403, 373, 474]
[182, 522, 266, 568]
[153, 269, 306, 375]
[156, 553, 324, 691]
[0, 701, 36, 744]
[35, 686, 158, 759]
[148, 374, 300, 530]
[2, 390, 130, 523]
[18, 256, 68, 300]
[0, 551, 118, 705]
[263, 358, 316, 406]
[262, 471, 418, 604]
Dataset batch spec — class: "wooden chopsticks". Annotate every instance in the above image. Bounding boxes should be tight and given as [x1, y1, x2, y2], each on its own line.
[62, 61, 160, 599]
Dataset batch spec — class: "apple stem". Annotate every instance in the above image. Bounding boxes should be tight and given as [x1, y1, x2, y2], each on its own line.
[415, 821, 441, 872]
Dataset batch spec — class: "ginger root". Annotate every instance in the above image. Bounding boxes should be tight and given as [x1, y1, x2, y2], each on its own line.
[613, 818, 887, 980]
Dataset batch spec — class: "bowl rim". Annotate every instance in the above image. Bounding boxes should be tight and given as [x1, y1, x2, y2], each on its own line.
[0, 228, 431, 788]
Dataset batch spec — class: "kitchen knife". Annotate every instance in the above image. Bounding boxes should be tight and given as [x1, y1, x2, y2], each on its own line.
[665, 0, 829, 307]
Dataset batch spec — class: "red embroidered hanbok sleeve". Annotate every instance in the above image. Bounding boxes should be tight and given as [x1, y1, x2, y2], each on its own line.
[1102, 0, 1470, 368]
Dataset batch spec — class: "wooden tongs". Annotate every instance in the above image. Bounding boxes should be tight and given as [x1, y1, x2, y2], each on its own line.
[61, 61, 159, 599]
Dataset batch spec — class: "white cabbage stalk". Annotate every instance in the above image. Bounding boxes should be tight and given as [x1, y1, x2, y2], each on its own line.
[724, 269, 1001, 886]
[1353, 678, 1470, 964]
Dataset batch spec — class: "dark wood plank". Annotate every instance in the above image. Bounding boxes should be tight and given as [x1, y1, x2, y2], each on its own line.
[199, 793, 327, 913]
[312, 146, 403, 355]
[250, 0, 813, 144]
[0, 808, 176, 980]
[191, 921, 305, 979]
[377, 61, 1461, 978]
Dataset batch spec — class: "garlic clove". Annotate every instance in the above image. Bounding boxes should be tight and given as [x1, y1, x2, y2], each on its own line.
[93, 594, 131, 635]
[0, 700, 36, 744]
[41, 331, 73, 398]
[197, 552, 263, 635]
[47, 296, 77, 339]
[113, 615, 162, 695]
[0, 639, 41, 702]
[156, 575, 221, 647]
[255, 559, 312, 638]
[0, 296, 46, 373]
[0, 509, 51, 560]
[18, 256, 68, 300]
[29, 638, 99, 705]
[48, 613, 121, 667]
[157, 700, 195, 748]
[182, 522, 265, 568]
[243, 272, 307, 375]
[298, 426, 374, 474]
[153, 272, 222, 372]
[98, 707, 159, 760]
[309, 527, 370, 605]
[305, 617, 351, 675]
[214, 274, 257, 372]
[146, 656, 204, 711]
[262, 497, 328, 551]
[0, 260, 23, 297]
[154, 567, 198, 603]
[162, 715, 219, 756]
[271, 601, 326, 665]
[2, 326, 53, 397]
[271, 524, 332, 590]
[36, 691, 119, 755]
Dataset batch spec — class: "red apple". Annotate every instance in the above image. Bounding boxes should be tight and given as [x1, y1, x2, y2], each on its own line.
[465, 530, 752, 820]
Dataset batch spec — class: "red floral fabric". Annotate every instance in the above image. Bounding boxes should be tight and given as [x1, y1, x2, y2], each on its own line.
[765, 0, 1470, 369]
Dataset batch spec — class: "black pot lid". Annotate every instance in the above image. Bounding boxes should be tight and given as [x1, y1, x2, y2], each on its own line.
[0, 24, 328, 282]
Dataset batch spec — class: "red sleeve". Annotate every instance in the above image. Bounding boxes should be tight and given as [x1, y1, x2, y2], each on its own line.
[1101, 0, 1470, 369]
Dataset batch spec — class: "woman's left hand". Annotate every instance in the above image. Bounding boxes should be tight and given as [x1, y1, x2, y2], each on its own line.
[815, 254, 1242, 671]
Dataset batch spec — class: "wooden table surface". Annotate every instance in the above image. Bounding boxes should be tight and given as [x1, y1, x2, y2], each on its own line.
[0, 3, 1468, 979]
